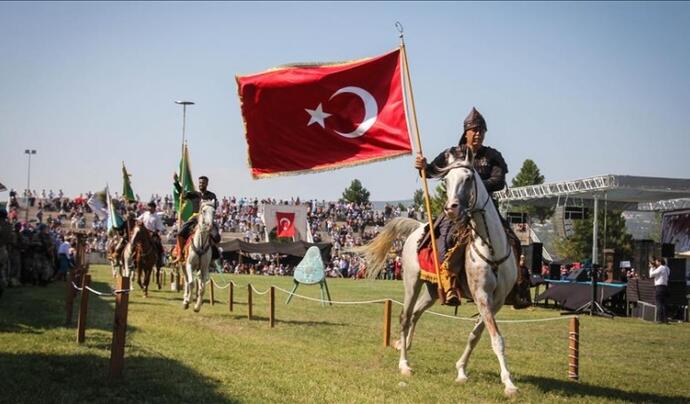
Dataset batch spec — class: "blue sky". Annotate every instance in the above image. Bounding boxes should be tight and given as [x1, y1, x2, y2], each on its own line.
[1, 2, 689, 201]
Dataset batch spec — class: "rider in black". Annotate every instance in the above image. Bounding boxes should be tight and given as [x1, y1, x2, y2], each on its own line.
[415, 107, 512, 305]
[173, 175, 220, 260]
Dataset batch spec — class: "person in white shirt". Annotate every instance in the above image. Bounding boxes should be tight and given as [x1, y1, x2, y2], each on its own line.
[137, 201, 166, 267]
[649, 257, 671, 323]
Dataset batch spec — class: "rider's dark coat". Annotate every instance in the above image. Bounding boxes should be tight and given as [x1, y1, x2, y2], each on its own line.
[423, 144, 509, 196]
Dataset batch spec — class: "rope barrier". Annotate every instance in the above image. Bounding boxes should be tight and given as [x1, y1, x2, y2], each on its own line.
[71, 280, 130, 296]
[250, 285, 271, 295]
[210, 278, 234, 290]
[273, 286, 392, 305]
[271, 284, 576, 324]
[85, 285, 115, 296]
[200, 277, 577, 324]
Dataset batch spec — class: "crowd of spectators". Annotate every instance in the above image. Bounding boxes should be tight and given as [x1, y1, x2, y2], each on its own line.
[1, 188, 415, 291]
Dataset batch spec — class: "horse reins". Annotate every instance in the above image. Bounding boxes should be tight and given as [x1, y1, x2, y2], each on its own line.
[454, 168, 512, 274]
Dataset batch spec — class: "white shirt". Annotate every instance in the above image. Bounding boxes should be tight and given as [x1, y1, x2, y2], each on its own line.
[649, 265, 670, 286]
[137, 211, 165, 233]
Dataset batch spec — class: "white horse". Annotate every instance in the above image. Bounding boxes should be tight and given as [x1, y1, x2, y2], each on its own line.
[354, 150, 519, 396]
[182, 201, 215, 312]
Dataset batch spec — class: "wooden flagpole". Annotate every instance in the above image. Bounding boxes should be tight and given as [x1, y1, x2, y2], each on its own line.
[396, 22, 443, 290]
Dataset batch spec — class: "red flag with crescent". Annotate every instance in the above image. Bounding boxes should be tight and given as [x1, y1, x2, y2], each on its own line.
[236, 48, 412, 178]
[276, 212, 296, 238]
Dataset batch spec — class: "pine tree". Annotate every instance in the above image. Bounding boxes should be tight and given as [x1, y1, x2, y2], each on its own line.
[341, 179, 370, 204]
[510, 159, 553, 222]
[511, 159, 544, 187]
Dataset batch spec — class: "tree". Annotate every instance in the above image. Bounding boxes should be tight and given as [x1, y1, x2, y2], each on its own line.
[431, 182, 447, 218]
[412, 184, 445, 220]
[511, 159, 544, 187]
[413, 189, 424, 210]
[510, 159, 553, 223]
[341, 179, 370, 204]
[554, 209, 634, 263]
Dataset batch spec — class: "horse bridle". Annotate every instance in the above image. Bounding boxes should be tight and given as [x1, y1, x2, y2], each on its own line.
[191, 208, 212, 257]
[132, 225, 156, 258]
[447, 164, 512, 273]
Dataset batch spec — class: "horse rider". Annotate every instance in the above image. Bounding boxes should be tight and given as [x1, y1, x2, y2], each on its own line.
[173, 174, 220, 261]
[414, 107, 520, 306]
[137, 201, 166, 267]
[113, 205, 137, 265]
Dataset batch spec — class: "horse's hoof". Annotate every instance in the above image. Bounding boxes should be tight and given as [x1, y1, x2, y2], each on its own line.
[193, 306, 201, 313]
[183, 302, 189, 310]
[504, 386, 518, 398]
[455, 375, 468, 384]
[400, 367, 413, 377]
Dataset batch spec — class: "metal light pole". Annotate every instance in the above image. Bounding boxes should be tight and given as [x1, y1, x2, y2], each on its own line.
[24, 149, 36, 221]
[175, 100, 195, 149]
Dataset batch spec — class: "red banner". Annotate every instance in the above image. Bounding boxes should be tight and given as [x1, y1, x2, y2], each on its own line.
[276, 212, 296, 238]
[237, 48, 412, 178]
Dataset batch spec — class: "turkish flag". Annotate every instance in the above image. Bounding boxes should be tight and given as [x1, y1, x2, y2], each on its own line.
[276, 212, 296, 238]
[237, 48, 412, 178]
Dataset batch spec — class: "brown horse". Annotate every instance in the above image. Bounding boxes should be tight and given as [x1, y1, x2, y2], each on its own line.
[124, 224, 161, 297]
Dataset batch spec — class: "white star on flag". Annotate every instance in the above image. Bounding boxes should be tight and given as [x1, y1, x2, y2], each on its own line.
[305, 103, 332, 128]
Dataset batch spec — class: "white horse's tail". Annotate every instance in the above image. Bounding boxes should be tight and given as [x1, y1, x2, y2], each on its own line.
[350, 217, 422, 280]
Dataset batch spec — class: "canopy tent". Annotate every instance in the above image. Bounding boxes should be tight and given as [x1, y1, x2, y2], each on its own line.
[218, 239, 332, 263]
[497, 174, 690, 264]
[496, 175, 690, 211]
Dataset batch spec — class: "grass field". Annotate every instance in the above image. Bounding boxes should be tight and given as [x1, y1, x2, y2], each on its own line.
[1, 265, 689, 403]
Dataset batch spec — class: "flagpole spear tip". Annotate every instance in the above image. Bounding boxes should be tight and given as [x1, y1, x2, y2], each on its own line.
[395, 21, 404, 40]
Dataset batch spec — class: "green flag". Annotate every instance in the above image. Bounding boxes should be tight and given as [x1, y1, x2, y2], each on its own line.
[106, 186, 125, 231]
[174, 144, 196, 222]
[122, 162, 136, 203]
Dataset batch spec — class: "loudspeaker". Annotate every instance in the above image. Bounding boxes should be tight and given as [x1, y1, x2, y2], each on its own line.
[662, 243, 675, 258]
[549, 263, 561, 280]
[667, 258, 686, 282]
[566, 268, 589, 282]
[522, 243, 543, 274]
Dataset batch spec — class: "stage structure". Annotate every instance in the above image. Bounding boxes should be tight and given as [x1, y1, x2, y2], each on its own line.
[497, 175, 690, 265]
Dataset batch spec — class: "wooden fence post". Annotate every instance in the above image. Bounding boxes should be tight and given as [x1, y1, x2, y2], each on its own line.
[209, 279, 215, 306]
[269, 286, 275, 328]
[568, 317, 580, 381]
[247, 284, 253, 320]
[228, 282, 234, 312]
[109, 276, 130, 380]
[66, 271, 76, 325]
[77, 274, 91, 344]
[383, 299, 392, 347]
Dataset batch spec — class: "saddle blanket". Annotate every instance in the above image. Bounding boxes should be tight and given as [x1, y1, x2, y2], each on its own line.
[418, 247, 439, 284]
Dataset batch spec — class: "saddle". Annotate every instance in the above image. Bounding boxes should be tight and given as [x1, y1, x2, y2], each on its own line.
[416, 215, 529, 308]
[173, 223, 221, 263]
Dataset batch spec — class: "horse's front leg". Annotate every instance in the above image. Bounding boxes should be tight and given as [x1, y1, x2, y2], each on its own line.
[182, 260, 194, 309]
[137, 261, 145, 290]
[475, 292, 518, 397]
[142, 263, 152, 298]
[194, 257, 209, 312]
